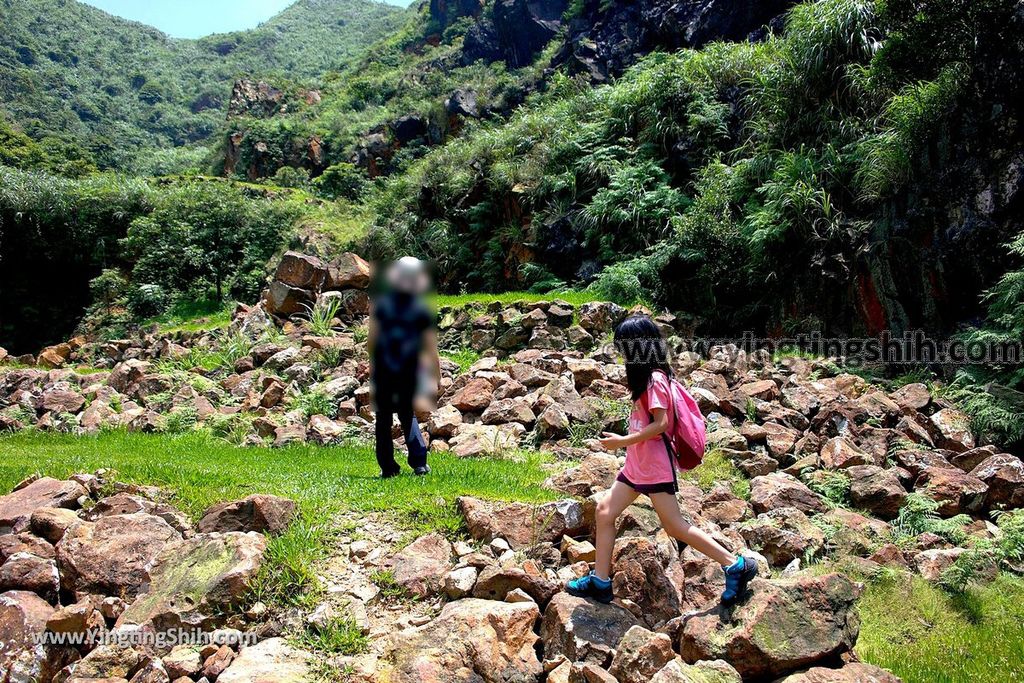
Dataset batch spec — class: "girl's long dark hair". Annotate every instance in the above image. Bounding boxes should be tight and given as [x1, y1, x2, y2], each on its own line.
[614, 315, 672, 402]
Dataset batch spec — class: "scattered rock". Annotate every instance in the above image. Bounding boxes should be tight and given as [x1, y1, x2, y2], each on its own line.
[681, 574, 861, 679]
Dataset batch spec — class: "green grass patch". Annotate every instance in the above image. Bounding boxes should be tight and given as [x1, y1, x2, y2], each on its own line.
[144, 298, 234, 334]
[297, 616, 369, 656]
[681, 448, 750, 499]
[441, 348, 482, 374]
[0, 431, 557, 606]
[857, 570, 1024, 682]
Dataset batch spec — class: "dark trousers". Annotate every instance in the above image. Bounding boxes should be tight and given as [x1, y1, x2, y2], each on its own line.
[373, 373, 428, 474]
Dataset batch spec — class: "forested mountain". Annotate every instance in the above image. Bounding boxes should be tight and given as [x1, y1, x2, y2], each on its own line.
[0, 0, 406, 172]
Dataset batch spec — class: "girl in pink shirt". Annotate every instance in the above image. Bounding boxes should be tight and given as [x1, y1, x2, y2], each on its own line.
[567, 315, 757, 606]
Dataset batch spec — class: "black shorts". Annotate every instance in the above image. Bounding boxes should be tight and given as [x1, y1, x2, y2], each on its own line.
[616, 471, 678, 496]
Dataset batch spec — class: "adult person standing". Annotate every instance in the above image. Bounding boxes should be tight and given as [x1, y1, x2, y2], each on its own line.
[367, 257, 440, 478]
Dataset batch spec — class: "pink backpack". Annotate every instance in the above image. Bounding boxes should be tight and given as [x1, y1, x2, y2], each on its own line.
[651, 374, 707, 472]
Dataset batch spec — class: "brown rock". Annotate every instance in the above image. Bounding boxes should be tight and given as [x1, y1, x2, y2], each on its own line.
[0, 477, 86, 534]
[0, 590, 67, 682]
[750, 473, 826, 515]
[608, 625, 676, 683]
[450, 377, 494, 412]
[889, 383, 930, 411]
[481, 397, 536, 425]
[386, 533, 452, 599]
[273, 251, 328, 290]
[202, 644, 235, 680]
[473, 565, 558, 605]
[0, 533, 54, 562]
[542, 592, 640, 665]
[739, 380, 779, 401]
[0, 551, 59, 600]
[681, 574, 860, 679]
[929, 408, 975, 452]
[387, 599, 542, 682]
[819, 437, 871, 469]
[42, 389, 85, 414]
[547, 453, 619, 497]
[118, 531, 267, 630]
[847, 465, 907, 520]
[775, 662, 902, 682]
[218, 637, 309, 683]
[650, 659, 741, 683]
[459, 497, 585, 550]
[197, 494, 297, 535]
[739, 507, 825, 567]
[612, 536, 682, 627]
[327, 252, 371, 290]
[30, 507, 82, 543]
[56, 513, 181, 599]
[969, 454, 1024, 510]
[915, 467, 988, 517]
[46, 599, 95, 634]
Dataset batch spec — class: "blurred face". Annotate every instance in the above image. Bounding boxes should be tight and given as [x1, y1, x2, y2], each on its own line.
[386, 258, 430, 295]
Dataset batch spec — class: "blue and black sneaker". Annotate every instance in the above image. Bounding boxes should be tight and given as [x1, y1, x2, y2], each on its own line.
[566, 572, 613, 604]
[721, 555, 758, 606]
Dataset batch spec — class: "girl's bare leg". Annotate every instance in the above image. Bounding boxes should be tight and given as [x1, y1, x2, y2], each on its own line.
[649, 491, 737, 567]
[593, 480, 639, 580]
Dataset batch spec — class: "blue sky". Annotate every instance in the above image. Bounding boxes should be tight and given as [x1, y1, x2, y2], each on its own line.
[80, 0, 414, 39]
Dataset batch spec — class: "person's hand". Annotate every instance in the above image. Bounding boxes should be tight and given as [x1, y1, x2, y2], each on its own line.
[599, 432, 628, 451]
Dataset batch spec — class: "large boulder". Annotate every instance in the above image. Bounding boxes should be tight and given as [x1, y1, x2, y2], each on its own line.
[273, 251, 328, 290]
[929, 408, 975, 452]
[472, 564, 558, 605]
[197, 494, 297, 535]
[0, 590, 70, 683]
[0, 477, 86, 534]
[775, 662, 901, 682]
[650, 658, 742, 683]
[0, 552, 60, 601]
[847, 465, 907, 520]
[118, 531, 267, 631]
[969, 454, 1024, 510]
[739, 508, 825, 567]
[542, 592, 640, 665]
[327, 252, 371, 290]
[680, 574, 861, 679]
[547, 453, 619, 497]
[56, 512, 181, 599]
[459, 497, 585, 549]
[386, 598, 542, 682]
[750, 473, 826, 515]
[608, 626, 676, 683]
[611, 536, 682, 627]
[914, 467, 988, 517]
[218, 638, 310, 683]
[385, 533, 453, 599]
[449, 423, 521, 457]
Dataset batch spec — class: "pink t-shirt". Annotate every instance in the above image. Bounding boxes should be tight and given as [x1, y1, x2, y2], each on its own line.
[620, 371, 677, 485]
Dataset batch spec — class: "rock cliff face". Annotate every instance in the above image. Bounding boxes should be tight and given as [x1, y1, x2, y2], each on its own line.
[556, 0, 797, 81]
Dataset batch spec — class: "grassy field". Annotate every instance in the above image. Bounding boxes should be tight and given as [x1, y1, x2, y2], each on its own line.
[857, 570, 1024, 682]
[0, 431, 557, 606]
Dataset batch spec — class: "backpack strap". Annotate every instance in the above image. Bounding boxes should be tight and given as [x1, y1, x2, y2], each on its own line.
[648, 405, 679, 489]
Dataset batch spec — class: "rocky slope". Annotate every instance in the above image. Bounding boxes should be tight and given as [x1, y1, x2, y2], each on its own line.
[1, 251, 1022, 680]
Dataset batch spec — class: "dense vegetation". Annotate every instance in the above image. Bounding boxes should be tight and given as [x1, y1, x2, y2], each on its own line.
[361, 0, 1021, 337]
[0, 0, 405, 172]
[0, 168, 327, 351]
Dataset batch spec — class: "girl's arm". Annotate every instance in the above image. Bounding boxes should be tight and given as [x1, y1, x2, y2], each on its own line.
[599, 407, 668, 451]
